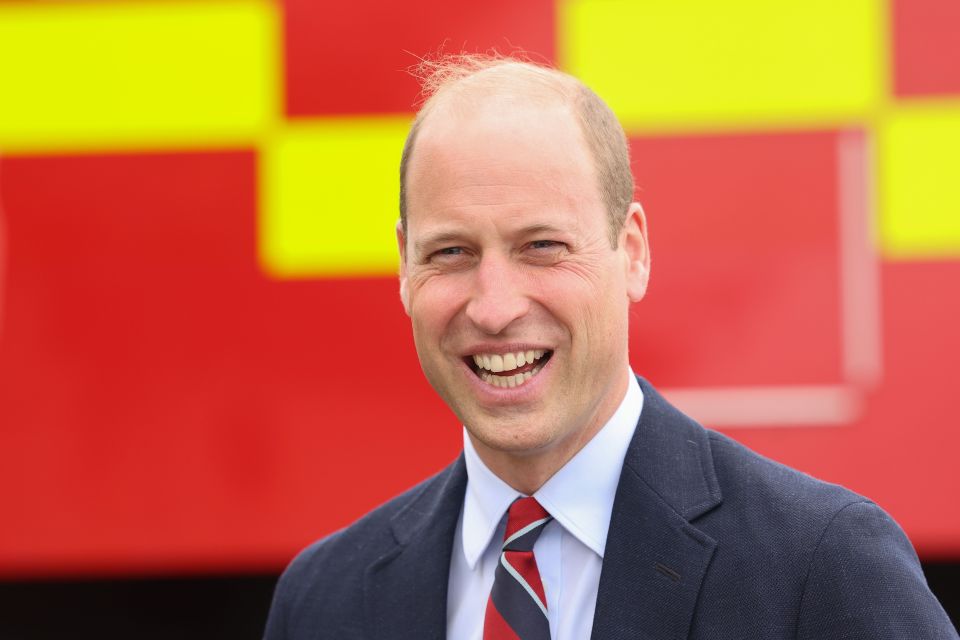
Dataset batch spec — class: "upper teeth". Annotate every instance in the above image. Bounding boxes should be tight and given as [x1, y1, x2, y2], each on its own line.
[473, 350, 546, 373]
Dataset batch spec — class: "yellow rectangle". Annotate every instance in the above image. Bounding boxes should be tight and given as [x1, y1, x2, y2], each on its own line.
[879, 102, 960, 258]
[259, 118, 411, 278]
[561, 0, 884, 131]
[0, 1, 278, 153]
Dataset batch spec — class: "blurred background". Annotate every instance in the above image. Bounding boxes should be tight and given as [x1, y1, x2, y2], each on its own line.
[1, 0, 958, 637]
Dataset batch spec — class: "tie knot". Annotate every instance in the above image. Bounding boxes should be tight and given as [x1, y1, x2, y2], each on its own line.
[502, 497, 552, 551]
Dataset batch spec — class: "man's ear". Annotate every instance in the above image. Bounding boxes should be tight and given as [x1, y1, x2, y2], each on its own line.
[621, 202, 650, 302]
[396, 220, 411, 316]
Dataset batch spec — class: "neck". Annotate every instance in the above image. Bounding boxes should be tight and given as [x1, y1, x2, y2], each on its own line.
[470, 439, 574, 495]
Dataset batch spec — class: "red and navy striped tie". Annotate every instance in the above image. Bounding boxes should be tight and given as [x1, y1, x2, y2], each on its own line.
[483, 497, 553, 640]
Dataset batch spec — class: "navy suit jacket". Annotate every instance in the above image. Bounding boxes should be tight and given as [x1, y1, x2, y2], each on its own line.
[264, 378, 957, 639]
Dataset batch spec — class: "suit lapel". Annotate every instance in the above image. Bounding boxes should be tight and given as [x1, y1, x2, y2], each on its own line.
[363, 457, 467, 640]
[592, 379, 723, 639]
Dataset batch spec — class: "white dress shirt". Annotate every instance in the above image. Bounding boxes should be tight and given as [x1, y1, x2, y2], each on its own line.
[447, 373, 643, 640]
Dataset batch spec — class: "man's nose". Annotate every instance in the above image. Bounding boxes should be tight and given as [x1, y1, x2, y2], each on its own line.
[464, 254, 530, 335]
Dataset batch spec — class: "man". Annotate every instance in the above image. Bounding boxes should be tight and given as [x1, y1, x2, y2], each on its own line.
[264, 56, 957, 639]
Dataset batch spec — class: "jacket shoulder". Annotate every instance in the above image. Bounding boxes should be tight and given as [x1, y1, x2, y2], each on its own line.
[707, 428, 866, 515]
[699, 430, 956, 638]
[703, 427, 876, 560]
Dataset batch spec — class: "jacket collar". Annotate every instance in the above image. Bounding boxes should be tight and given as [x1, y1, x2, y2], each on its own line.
[591, 377, 723, 639]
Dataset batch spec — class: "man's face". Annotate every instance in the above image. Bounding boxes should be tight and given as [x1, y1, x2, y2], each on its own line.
[399, 97, 648, 468]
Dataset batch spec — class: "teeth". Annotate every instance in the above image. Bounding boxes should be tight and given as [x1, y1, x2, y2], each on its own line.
[479, 364, 544, 389]
[472, 349, 548, 373]
[472, 349, 550, 389]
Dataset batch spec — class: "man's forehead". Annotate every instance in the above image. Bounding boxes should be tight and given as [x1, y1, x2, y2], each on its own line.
[404, 154, 596, 235]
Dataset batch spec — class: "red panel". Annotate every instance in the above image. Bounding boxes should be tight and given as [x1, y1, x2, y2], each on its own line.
[627, 131, 844, 387]
[0, 152, 460, 577]
[893, 0, 960, 97]
[283, 0, 556, 116]
[729, 260, 960, 559]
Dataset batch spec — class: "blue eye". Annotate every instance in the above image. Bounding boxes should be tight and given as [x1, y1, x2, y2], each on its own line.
[438, 247, 463, 255]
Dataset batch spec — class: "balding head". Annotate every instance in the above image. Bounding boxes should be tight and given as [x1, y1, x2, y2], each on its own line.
[399, 55, 634, 248]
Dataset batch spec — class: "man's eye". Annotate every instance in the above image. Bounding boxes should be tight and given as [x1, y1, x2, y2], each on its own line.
[530, 240, 562, 250]
[429, 247, 466, 262]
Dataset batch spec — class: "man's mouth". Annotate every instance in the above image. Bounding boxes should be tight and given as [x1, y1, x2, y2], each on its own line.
[465, 349, 553, 389]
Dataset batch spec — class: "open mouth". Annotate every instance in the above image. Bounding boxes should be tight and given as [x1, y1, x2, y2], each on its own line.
[465, 349, 553, 389]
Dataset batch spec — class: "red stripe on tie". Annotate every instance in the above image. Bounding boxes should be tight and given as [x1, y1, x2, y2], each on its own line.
[504, 550, 547, 607]
[483, 596, 522, 640]
[503, 497, 550, 539]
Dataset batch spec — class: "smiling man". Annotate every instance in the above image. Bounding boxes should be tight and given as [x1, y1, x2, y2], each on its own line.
[264, 56, 957, 640]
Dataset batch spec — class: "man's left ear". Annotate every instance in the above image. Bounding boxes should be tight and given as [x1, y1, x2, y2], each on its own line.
[396, 220, 411, 316]
[621, 202, 650, 302]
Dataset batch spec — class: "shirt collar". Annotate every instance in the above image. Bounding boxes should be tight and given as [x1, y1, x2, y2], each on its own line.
[460, 372, 644, 568]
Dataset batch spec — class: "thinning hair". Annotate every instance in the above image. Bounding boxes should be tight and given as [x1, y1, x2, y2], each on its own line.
[398, 53, 634, 247]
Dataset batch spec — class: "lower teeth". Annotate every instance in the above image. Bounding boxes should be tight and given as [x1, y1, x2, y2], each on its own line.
[481, 364, 543, 389]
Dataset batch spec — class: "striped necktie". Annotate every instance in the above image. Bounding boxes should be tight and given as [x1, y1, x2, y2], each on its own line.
[483, 497, 553, 640]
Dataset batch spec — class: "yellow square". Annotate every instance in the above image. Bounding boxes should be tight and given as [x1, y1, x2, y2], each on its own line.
[879, 104, 960, 258]
[561, 0, 884, 132]
[259, 118, 411, 278]
[0, 1, 278, 153]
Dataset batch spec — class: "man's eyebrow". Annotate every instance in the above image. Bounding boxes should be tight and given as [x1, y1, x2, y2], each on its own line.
[518, 223, 567, 237]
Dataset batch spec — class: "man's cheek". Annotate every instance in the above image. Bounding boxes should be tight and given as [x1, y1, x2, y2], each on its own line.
[416, 290, 466, 326]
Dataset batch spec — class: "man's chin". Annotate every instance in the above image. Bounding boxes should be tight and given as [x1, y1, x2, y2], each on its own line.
[464, 415, 559, 457]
